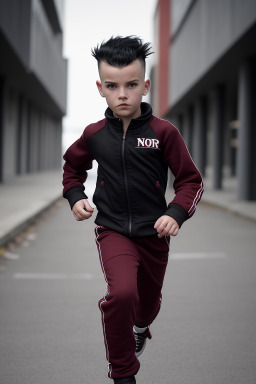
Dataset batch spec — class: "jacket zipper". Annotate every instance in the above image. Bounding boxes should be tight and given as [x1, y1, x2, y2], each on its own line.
[122, 132, 132, 236]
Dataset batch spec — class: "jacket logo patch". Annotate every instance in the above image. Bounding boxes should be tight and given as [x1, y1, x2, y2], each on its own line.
[136, 138, 159, 149]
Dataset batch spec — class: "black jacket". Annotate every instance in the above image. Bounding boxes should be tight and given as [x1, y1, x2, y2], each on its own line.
[63, 103, 203, 237]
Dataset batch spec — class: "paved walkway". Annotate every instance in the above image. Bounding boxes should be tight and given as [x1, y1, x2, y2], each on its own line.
[0, 169, 256, 248]
[1, 183, 256, 384]
[0, 171, 62, 248]
[202, 176, 256, 223]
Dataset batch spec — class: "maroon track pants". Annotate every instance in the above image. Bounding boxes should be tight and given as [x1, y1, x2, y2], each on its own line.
[95, 226, 170, 379]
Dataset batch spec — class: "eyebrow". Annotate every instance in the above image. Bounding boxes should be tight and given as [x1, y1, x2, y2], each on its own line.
[104, 79, 139, 84]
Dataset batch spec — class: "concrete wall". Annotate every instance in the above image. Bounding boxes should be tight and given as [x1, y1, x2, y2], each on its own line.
[30, 0, 67, 112]
[0, 0, 31, 70]
[169, 0, 256, 107]
[1, 82, 62, 182]
[171, 0, 194, 36]
[2, 85, 18, 181]
[152, 0, 256, 200]
[0, 0, 67, 114]
[0, 0, 66, 183]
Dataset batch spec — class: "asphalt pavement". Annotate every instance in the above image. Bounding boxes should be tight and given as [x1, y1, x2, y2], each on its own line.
[0, 198, 256, 384]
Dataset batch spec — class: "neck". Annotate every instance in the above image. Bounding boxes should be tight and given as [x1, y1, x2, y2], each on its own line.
[116, 106, 142, 133]
[122, 119, 130, 133]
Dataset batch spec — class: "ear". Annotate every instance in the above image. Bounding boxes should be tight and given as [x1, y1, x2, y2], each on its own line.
[96, 80, 105, 97]
[143, 79, 151, 96]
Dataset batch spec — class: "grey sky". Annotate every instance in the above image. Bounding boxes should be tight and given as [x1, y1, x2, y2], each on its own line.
[63, 0, 157, 150]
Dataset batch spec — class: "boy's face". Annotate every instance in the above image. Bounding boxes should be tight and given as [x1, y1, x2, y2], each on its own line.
[96, 59, 150, 122]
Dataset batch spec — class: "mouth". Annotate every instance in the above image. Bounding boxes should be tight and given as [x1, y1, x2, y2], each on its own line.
[118, 103, 129, 107]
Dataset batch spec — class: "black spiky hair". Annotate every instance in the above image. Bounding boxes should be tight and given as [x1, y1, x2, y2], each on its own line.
[91, 35, 153, 70]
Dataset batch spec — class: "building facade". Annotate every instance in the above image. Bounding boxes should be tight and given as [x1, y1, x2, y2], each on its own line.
[0, 0, 67, 183]
[151, 0, 256, 200]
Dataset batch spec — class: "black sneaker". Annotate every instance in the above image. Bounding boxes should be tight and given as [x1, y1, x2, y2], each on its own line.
[134, 327, 152, 357]
[114, 375, 136, 384]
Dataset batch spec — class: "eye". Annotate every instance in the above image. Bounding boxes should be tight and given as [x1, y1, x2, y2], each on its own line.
[128, 82, 137, 88]
[106, 83, 116, 89]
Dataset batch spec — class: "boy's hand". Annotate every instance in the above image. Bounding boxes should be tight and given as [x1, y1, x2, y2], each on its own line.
[154, 215, 179, 238]
[72, 199, 94, 221]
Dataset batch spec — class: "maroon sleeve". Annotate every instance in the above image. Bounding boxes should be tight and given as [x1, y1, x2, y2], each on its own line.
[62, 118, 106, 208]
[150, 117, 204, 226]
[62, 135, 93, 208]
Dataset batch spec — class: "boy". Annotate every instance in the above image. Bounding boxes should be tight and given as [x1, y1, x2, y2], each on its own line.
[62, 36, 203, 384]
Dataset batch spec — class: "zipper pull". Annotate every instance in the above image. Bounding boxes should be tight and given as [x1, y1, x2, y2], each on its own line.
[123, 132, 126, 140]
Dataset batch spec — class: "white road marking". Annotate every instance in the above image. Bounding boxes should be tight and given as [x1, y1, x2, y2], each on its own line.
[3, 252, 20, 260]
[171, 252, 226, 260]
[11, 253, 227, 279]
[13, 273, 102, 280]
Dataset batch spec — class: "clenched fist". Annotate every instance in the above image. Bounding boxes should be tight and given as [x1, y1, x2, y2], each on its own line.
[72, 199, 94, 221]
[154, 215, 179, 238]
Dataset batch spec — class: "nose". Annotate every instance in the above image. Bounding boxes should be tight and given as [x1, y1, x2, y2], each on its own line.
[118, 87, 127, 99]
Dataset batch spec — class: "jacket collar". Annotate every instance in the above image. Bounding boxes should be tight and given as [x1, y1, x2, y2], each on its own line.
[105, 102, 153, 131]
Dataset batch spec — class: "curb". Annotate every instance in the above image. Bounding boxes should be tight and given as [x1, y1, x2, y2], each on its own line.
[1, 195, 255, 250]
[0, 195, 62, 249]
[201, 198, 256, 224]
